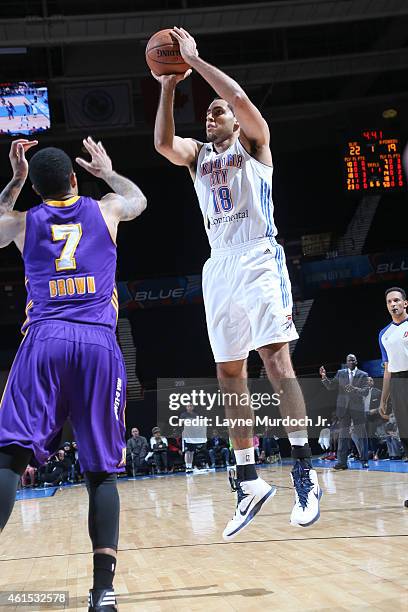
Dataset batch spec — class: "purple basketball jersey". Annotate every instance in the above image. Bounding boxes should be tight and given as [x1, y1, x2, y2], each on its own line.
[0, 195, 126, 471]
[22, 195, 118, 333]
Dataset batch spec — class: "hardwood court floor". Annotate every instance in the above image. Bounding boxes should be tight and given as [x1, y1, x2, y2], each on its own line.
[0, 465, 407, 611]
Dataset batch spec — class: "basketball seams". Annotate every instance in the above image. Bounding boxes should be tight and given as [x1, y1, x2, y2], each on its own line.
[146, 42, 180, 53]
[145, 58, 186, 65]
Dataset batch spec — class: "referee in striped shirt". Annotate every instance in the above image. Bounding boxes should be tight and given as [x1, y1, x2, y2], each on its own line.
[378, 287, 408, 507]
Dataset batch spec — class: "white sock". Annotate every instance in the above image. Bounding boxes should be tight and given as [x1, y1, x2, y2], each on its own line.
[234, 447, 255, 465]
[185, 451, 194, 468]
[288, 430, 309, 447]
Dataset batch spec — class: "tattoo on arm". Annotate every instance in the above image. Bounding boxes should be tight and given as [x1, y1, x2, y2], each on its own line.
[0, 176, 25, 217]
[103, 171, 147, 220]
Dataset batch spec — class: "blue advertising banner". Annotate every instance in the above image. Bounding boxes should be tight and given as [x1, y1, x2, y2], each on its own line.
[117, 275, 203, 310]
[361, 359, 384, 377]
[302, 250, 408, 291]
[116, 250, 408, 310]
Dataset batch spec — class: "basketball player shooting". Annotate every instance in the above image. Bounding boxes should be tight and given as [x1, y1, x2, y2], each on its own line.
[153, 27, 322, 539]
[0, 137, 147, 612]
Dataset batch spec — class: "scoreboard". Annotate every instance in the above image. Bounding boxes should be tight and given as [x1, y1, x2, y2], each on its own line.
[344, 130, 405, 192]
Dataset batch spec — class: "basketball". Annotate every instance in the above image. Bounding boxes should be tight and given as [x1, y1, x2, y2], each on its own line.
[146, 29, 191, 76]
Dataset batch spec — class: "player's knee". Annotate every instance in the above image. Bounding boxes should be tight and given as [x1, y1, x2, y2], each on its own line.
[217, 360, 247, 380]
[259, 344, 294, 379]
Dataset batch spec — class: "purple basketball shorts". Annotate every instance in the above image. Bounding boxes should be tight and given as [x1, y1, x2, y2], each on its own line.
[0, 321, 127, 473]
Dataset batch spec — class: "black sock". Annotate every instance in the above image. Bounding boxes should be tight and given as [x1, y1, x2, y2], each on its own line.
[93, 553, 116, 590]
[237, 464, 257, 481]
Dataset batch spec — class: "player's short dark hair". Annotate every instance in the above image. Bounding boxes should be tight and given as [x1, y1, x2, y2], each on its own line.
[29, 147, 73, 199]
[385, 286, 406, 300]
[210, 97, 235, 115]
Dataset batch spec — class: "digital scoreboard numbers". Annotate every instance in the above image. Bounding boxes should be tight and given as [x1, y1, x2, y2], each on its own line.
[344, 130, 405, 192]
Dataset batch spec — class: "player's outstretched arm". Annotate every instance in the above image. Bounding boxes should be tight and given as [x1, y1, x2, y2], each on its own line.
[153, 71, 201, 170]
[0, 139, 38, 218]
[0, 139, 37, 251]
[0, 211, 26, 250]
[76, 137, 147, 221]
[172, 27, 270, 162]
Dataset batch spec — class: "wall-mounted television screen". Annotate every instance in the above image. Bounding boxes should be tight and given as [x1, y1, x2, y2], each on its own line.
[0, 81, 50, 136]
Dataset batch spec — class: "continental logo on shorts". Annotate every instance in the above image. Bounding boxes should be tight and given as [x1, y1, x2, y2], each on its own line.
[113, 378, 122, 421]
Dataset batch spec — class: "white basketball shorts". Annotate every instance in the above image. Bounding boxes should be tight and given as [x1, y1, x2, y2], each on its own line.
[202, 237, 298, 363]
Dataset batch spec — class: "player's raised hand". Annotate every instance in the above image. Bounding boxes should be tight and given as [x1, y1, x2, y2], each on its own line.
[171, 27, 199, 63]
[319, 366, 326, 378]
[76, 136, 113, 179]
[150, 69, 192, 86]
[9, 139, 38, 180]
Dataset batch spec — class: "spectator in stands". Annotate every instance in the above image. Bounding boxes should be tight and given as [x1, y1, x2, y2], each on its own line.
[70, 441, 82, 481]
[38, 450, 69, 486]
[21, 464, 36, 487]
[253, 434, 261, 463]
[379, 408, 404, 460]
[56, 449, 70, 482]
[364, 378, 383, 457]
[62, 442, 75, 482]
[167, 431, 184, 471]
[126, 427, 148, 476]
[208, 431, 230, 467]
[150, 427, 168, 473]
[260, 429, 280, 463]
[320, 354, 369, 469]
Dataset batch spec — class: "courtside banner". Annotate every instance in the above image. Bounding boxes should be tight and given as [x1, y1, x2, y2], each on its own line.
[117, 275, 202, 310]
[302, 250, 408, 292]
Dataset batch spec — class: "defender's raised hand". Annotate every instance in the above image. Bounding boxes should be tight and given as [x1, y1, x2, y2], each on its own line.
[76, 136, 113, 179]
[10, 139, 38, 180]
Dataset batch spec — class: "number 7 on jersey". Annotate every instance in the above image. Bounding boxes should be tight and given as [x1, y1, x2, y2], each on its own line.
[51, 224, 83, 271]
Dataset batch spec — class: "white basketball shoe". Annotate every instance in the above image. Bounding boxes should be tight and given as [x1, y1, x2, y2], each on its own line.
[223, 468, 276, 541]
[290, 460, 322, 527]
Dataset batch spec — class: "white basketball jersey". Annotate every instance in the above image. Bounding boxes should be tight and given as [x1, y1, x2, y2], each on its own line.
[194, 138, 277, 249]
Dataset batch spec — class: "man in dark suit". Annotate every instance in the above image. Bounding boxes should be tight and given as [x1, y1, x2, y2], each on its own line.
[319, 354, 369, 469]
